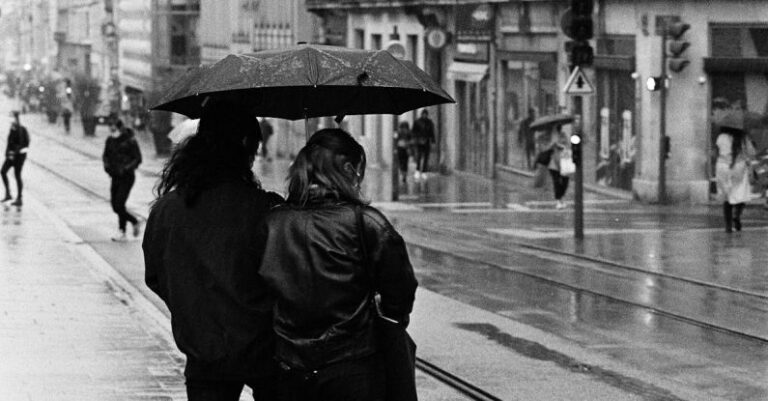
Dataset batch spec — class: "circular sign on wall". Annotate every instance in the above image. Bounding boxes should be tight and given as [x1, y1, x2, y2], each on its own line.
[426, 28, 449, 50]
[385, 41, 407, 59]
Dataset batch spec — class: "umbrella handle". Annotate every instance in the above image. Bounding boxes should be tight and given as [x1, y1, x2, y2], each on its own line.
[304, 108, 310, 141]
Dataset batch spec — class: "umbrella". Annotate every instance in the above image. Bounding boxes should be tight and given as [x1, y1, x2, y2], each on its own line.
[529, 114, 574, 131]
[150, 44, 454, 122]
[167, 118, 200, 144]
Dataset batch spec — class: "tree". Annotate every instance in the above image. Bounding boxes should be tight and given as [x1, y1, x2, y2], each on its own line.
[72, 74, 102, 136]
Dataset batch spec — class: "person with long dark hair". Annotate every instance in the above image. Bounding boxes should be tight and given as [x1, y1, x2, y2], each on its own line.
[143, 99, 283, 400]
[715, 113, 755, 232]
[254, 128, 418, 401]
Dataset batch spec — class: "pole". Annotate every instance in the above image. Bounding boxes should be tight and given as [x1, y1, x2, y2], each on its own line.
[573, 96, 584, 240]
[392, 116, 399, 201]
[658, 30, 668, 204]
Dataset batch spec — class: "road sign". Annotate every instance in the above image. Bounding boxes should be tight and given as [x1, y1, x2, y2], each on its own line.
[563, 66, 595, 95]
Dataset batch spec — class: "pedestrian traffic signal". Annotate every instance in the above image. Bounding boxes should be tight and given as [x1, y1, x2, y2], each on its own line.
[568, 41, 594, 68]
[646, 76, 664, 91]
[570, 134, 582, 166]
[666, 22, 691, 73]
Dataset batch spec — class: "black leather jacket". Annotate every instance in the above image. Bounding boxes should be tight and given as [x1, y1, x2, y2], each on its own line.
[143, 180, 283, 380]
[256, 198, 418, 370]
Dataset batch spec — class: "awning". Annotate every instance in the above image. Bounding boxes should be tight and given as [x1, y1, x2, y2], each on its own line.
[447, 62, 489, 82]
[703, 57, 768, 73]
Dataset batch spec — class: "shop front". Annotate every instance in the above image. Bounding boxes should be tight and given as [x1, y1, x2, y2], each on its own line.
[594, 35, 637, 191]
[705, 23, 768, 198]
[452, 4, 494, 177]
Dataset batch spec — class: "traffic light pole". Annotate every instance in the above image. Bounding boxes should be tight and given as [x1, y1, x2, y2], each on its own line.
[573, 96, 584, 240]
[658, 31, 668, 204]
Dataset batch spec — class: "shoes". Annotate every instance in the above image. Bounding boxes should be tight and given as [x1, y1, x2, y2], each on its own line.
[111, 231, 128, 242]
[1, 194, 11, 202]
[132, 220, 143, 238]
[733, 218, 742, 232]
[555, 200, 567, 209]
[10, 198, 22, 207]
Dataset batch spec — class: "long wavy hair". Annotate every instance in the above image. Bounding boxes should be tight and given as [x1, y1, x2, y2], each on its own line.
[154, 99, 262, 207]
[721, 126, 746, 168]
[286, 128, 367, 207]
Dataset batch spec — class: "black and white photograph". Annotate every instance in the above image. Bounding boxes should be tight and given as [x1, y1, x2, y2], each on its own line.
[0, 0, 767, 400]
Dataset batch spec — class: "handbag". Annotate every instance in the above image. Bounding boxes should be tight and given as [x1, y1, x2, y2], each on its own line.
[355, 206, 418, 401]
[559, 149, 576, 176]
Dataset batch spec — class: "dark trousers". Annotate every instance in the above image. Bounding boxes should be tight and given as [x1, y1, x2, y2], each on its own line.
[186, 378, 277, 401]
[277, 354, 384, 401]
[723, 202, 745, 232]
[1, 154, 26, 199]
[415, 144, 430, 173]
[549, 169, 569, 200]
[62, 113, 71, 133]
[110, 173, 138, 231]
[396, 147, 409, 176]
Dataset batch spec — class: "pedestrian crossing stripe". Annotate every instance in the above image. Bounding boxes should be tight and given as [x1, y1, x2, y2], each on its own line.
[563, 66, 595, 95]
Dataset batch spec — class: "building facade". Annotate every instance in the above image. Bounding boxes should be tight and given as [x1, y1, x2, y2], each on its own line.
[199, 0, 318, 158]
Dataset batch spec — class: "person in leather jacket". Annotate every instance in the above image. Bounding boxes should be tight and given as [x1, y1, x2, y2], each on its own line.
[255, 128, 418, 401]
[143, 99, 283, 400]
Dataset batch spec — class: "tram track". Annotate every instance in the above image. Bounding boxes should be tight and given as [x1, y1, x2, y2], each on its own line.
[402, 224, 768, 345]
[26, 155, 506, 401]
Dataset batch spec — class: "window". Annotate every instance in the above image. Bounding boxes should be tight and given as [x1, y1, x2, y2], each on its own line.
[354, 29, 365, 49]
[371, 34, 382, 51]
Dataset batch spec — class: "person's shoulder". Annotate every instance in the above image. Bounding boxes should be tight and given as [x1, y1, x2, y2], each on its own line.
[360, 205, 397, 234]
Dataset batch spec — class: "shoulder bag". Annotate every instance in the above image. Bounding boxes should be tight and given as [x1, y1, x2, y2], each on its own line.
[355, 206, 418, 401]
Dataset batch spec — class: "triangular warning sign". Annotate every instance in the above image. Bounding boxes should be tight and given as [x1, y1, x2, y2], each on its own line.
[563, 67, 595, 95]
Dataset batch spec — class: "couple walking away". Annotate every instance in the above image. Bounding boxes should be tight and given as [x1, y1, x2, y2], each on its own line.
[143, 99, 419, 401]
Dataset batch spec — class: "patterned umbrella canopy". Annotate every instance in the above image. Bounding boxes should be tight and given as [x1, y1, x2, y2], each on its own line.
[151, 44, 454, 120]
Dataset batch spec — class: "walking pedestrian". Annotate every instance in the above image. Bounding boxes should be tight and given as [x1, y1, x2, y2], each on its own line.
[395, 121, 412, 182]
[102, 119, 142, 241]
[143, 99, 282, 401]
[2, 111, 30, 206]
[61, 96, 73, 134]
[259, 117, 273, 161]
[715, 112, 756, 233]
[254, 128, 418, 401]
[547, 125, 571, 209]
[412, 109, 435, 179]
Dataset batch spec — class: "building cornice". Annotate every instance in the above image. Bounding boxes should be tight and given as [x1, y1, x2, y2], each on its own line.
[306, 0, 508, 10]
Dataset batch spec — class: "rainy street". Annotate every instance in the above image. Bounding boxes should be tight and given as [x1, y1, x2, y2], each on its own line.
[1, 90, 767, 401]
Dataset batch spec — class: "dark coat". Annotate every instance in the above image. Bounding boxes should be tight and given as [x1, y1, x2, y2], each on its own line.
[5, 123, 29, 158]
[102, 129, 142, 177]
[412, 116, 435, 146]
[255, 199, 418, 370]
[143, 180, 283, 380]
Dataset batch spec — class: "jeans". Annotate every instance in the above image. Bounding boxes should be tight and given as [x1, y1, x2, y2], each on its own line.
[186, 377, 277, 401]
[277, 354, 385, 401]
[549, 169, 570, 200]
[1, 154, 26, 199]
[415, 144, 430, 173]
[110, 172, 138, 231]
[396, 147, 409, 176]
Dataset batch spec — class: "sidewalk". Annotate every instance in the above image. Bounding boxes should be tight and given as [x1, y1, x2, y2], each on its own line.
[0, 197, 189, 401]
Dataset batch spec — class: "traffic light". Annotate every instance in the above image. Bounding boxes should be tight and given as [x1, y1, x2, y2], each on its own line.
[570, 133, 582, 166]
[565, 0, 594, 41]
[568, 41, 594, 68]
[646, 76, 664, 91]
[666, 22, 691, 73]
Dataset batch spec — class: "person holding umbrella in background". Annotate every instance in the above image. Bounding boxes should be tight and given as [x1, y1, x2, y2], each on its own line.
[715, 112, 756, 232]
[259, 117, 274, 161]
